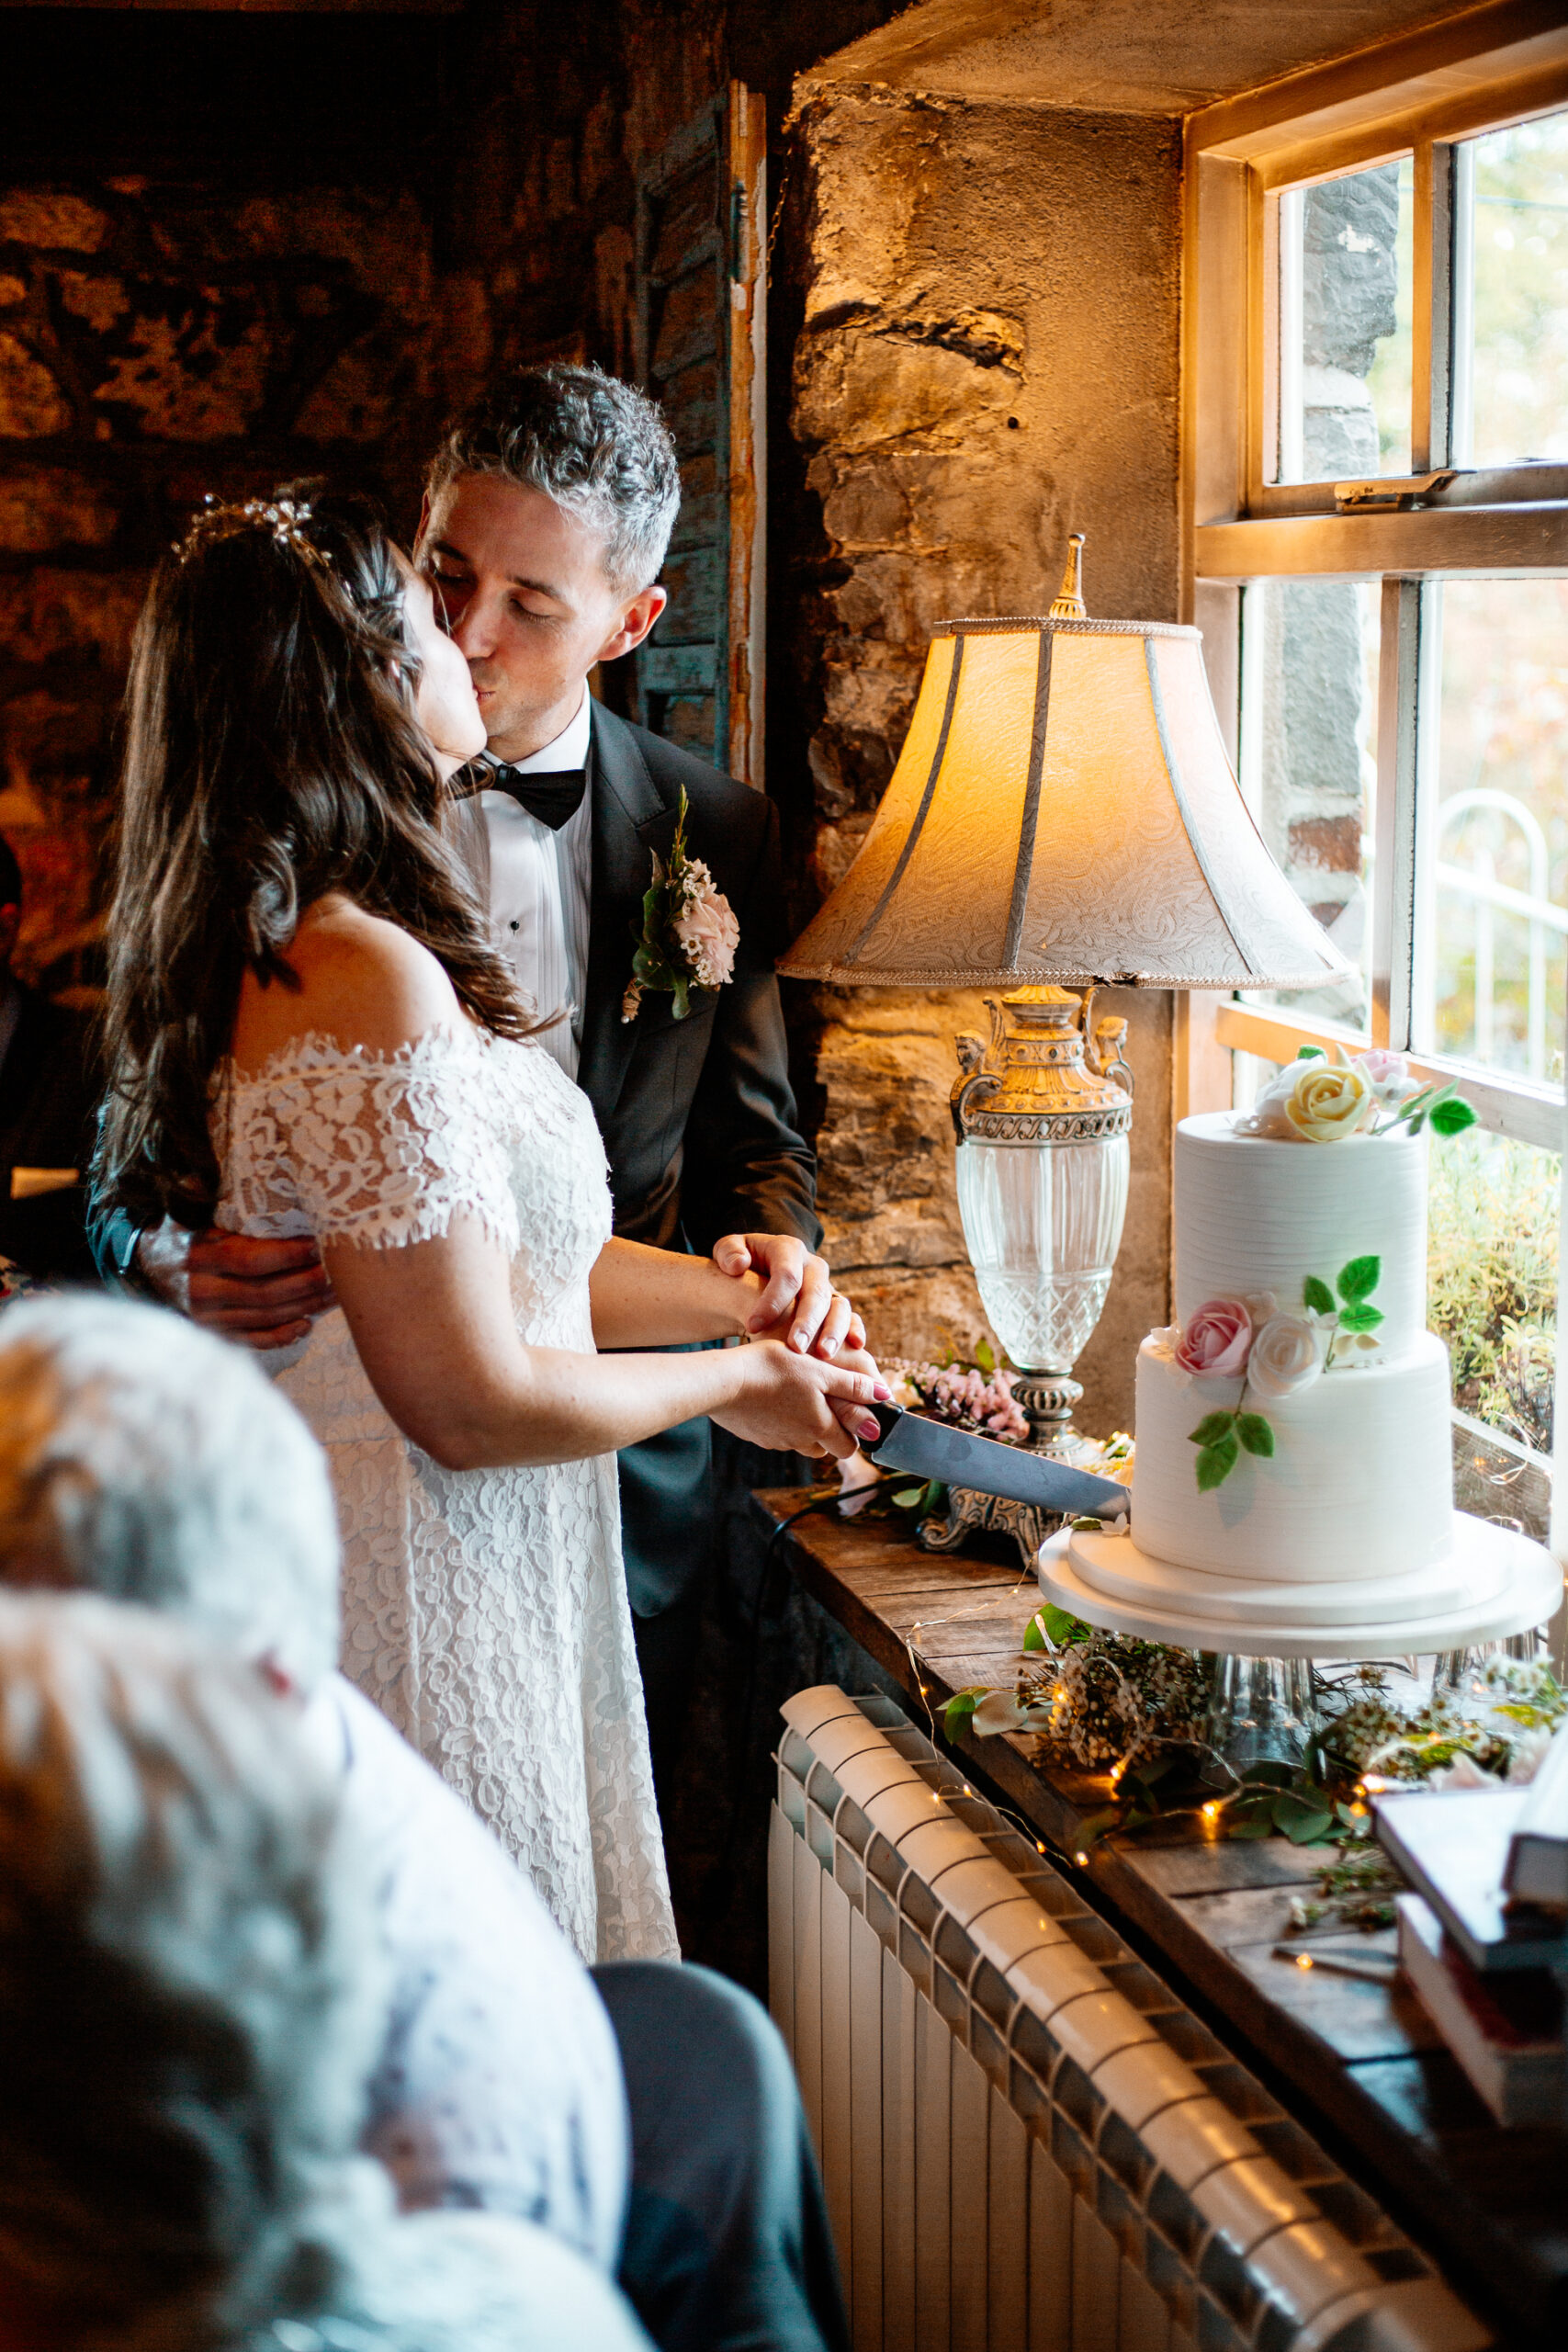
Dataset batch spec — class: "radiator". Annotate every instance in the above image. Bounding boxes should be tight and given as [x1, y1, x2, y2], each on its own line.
[770, 1685, 1489, 2352]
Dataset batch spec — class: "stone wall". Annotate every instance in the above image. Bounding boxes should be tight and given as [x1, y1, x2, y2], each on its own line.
[776, 85, 1183, 1424]
[0, 175, 441, 995]
[0, 3, 1187, 1422]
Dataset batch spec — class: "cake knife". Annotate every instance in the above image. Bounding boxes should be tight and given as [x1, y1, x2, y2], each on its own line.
[862, 1404, 1132, 1520]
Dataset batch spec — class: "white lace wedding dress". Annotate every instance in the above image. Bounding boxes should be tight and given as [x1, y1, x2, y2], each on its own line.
[214, 1019, 677, 1965]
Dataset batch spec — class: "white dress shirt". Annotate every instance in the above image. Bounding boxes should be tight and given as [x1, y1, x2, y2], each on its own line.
[304, 1673, 630, 2271]
[477, 693, 594, 1080]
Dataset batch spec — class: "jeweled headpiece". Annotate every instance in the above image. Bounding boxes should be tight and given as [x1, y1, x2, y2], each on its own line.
[174, 494, 333, 573]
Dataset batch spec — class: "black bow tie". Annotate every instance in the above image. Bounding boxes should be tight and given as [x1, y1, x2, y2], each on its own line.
[479, 764, 588, 831]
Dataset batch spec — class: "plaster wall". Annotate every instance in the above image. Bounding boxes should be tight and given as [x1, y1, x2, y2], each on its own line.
[785, 85, 1182, 1425]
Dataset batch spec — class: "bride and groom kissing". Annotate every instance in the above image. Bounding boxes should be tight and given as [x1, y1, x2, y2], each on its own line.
[92, 364, 886, 1964]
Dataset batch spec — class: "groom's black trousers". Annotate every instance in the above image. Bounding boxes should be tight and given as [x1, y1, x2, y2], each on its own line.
[591, 1960, 849, 2352]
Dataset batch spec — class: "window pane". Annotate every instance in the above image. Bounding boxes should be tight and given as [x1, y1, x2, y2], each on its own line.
[1427, 576, 1568, 1080]
[1429, 1128, 1557, 1458]
[1238, 576, 1379, 1028]
[1273, 158, 1413, 483]
[1462, 107, 1568, 469]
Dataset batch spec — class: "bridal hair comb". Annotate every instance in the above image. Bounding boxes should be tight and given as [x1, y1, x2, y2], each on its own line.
[174, 493, 333, 572]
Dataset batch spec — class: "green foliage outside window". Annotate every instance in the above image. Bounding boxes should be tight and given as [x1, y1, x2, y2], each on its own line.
[1427, 1128, 1558, 1453]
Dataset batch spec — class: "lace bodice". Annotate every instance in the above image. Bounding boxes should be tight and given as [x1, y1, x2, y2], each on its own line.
[213, 1022, 675, 1964]
[216, 1022, 609, 1346]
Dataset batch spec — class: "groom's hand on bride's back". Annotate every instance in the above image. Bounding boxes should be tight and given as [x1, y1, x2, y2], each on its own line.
[135, 1218, 333, 1348]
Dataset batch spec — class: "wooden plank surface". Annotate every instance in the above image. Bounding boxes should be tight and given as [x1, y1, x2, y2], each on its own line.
[755, 1490, 1568, 2345]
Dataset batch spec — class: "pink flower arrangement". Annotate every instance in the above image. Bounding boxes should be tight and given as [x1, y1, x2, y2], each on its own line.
[1173, 1297, 1254, 1378]
[893, 1361, 1030, 1443]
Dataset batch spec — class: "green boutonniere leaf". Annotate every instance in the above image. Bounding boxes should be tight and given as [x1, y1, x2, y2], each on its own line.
[1337, 1255, 1382, 1303]
[1429, 1094, 1478, 1136]
[1195, 1431, 1240, 1490]
[1236, 1413, 1275, 1457]
[1303, 1275, 1335, 1316]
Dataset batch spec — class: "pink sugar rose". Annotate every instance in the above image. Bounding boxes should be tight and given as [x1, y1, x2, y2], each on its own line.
[1174, 1297, 1254, 1378]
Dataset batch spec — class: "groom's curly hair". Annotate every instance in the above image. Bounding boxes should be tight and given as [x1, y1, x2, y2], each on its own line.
[96, 487, 536, 1235]
[428, 365, 682, 593]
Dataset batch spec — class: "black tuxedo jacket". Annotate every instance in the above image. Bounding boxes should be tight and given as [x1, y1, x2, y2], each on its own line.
[495, 707, 822, 1617]
[581, 705, 818, 1256]
[0, 983, 100, 1282]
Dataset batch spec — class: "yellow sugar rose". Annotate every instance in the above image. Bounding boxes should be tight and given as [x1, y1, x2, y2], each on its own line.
[1283, 1061, 1375, 1144]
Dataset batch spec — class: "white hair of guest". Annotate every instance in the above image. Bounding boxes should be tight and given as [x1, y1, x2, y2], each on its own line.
[0, 1295, 339, 1690]
[0, 1591, 638, 2352]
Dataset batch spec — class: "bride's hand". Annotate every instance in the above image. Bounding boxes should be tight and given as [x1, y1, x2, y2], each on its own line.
[709, 1340, 891, 1460]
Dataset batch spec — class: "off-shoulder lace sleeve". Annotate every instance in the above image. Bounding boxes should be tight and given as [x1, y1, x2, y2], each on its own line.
[225, 1028, 521, 1254]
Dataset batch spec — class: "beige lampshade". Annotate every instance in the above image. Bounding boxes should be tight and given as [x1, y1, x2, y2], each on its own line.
[780, 614, 1351, 990]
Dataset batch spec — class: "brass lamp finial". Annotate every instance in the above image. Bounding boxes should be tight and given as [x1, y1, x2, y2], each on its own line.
[1048, 532, 1087, 621]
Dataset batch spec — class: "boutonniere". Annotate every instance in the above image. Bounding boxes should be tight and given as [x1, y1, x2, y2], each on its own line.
[621, 786, 740, 1022]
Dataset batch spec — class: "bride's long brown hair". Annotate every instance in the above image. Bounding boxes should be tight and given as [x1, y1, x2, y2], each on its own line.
[96, 488, 532, 1233]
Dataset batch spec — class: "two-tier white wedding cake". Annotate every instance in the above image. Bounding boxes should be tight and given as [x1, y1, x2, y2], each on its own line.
[1041, 1063, 1559, 1656]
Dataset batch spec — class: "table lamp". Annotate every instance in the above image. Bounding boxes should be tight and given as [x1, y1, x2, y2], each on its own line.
[780, 538, 1348, 1522]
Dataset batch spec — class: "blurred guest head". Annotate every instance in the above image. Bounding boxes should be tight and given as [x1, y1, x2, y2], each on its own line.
[0, 1590, 384, 2346]
[0, 1294, 337, 1691]
[0, 1591, 648, 2352]
[96, 487, 525, 1239]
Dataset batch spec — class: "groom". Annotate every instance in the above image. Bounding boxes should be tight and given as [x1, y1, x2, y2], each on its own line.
[102, 366, 839, 1798]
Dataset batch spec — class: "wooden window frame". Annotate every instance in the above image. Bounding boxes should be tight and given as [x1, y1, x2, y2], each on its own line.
[1179, 1, 1568, 1526]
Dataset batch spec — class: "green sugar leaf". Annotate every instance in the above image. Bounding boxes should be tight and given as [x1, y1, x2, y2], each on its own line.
[1021, 1611, 1047, 1652]
[1236, 1413, 1276, 1458]
[1337, 1255, 1382, 1304]
[1295, 1045, 1326, 1059]
[1042, 1604, 1085, 1646]
[1195, 1432, 1240, 1491]
[1337, 1302, 1384, 1333]
[1188, 1410, 1238, 1447]
[1303, 1275, 1336, 1315]
[1429, 1095, 1478, 1136]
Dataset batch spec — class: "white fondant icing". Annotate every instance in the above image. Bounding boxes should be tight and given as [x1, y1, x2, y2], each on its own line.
[1130, 1332, 1454, 1582]
[1174, 1111, 1428, 1358]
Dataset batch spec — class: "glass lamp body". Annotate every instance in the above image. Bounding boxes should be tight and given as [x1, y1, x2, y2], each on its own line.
[951, 987, 1134, 1378]
[956, 1130, 1130, 1372]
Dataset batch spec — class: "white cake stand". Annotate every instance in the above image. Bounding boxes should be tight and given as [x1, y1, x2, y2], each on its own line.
[1037, 1511, 1562, 1660]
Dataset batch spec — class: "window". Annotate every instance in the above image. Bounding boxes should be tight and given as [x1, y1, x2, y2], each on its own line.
[1184, 8, 1568, 1540]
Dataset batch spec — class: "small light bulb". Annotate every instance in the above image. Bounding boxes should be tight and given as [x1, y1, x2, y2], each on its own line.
[1074, 1850, 1089, 1868]
[1201, 1801, 1221, 1823]
[1296, 1953, 1314, 1970]
[1035, 1841, 1046, 1854]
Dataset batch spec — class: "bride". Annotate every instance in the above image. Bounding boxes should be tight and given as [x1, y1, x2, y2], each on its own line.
[95, 492, 886, 1964]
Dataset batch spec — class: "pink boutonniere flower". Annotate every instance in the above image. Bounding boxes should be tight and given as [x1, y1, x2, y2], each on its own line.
[621, 786, 739, 1022]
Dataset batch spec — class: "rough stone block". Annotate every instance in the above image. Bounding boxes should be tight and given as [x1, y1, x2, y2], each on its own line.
[1289, 814, 1362, 874]
[0, 332, 72, 437]
[0, 467, 118, 552]
[0, 192, 107, 252]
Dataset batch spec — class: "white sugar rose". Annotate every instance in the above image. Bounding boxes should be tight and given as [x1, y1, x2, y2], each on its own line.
[1245, 1312, 1326, 1401]
[671, 860, 740, 990]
